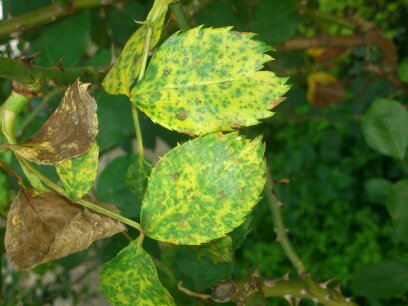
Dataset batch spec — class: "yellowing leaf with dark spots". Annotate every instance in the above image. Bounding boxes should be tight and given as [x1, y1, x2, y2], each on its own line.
[3, 80, 98, 165]
[102, 9, 168, 96]
[5, 188, 125, 270]
[100, 238, 175, 306]
[141, 132, 266, 245]
[188, 236, 233, 264]
[131, 27, 290, 135]
[56, 142, 99, 200]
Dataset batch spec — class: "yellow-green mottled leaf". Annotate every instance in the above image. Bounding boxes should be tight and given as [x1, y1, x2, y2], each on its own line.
[189, 236, 233, 264]
[3, 80, 98, 165]
[56, 142, 99, 200]
[102, 9, 168, 96]
[141, 132, 266, 245]
[100, 238, 175, 306]
[131, 27, 290, 135]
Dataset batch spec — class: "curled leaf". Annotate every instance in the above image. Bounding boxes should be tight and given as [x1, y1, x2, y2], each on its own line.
[102, 9, 168, 96]
[3, 79, 98, 165]
[56, 142, 99, 200]
[5, 188, 125, 270]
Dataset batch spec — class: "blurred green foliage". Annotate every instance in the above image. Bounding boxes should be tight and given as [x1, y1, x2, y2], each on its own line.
[0, 0, 408, 305]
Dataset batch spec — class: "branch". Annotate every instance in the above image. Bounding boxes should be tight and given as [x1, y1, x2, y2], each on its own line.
[0, 0, 125, 41]
[0, 56, 103, 85]
[265, 169, 306, 275]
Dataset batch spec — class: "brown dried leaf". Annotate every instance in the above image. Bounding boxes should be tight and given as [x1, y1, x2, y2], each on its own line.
[4, 79, 98, 165]
[5, 188, 126, 270]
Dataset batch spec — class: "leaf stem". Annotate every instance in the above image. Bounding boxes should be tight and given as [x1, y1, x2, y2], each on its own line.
[131, 25, 154, 162]
[171, 1, 190, 31]
[19, 158, 143, 232]
[265, 169, 306, 274]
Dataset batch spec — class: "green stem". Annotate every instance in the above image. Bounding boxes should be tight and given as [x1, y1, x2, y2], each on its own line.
[0, 56, 101, 86]
[0, 0, 125, 41]
[131, 25, 154, 161]
[19, 158, 143, 231]
[0, 92, 29, 144]
[265, 169, 306, 274]
[171, 1, 190, 31]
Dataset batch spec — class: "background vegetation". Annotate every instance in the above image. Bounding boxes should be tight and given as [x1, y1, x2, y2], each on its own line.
[0, 0, 408, 305]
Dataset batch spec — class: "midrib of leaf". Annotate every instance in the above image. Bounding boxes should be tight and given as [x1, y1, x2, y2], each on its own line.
[144, 138, 258, 232]
[133, 73, 265, 96]
[374, 117, 405, 158]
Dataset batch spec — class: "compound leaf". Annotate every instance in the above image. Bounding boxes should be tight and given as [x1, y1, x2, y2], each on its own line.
[102, 8, 168, 96]
[141, 132, 266, 245]
[5, 188, 125, 270]
[362, 98, 408, 160]
[126, 154, 152, 204]
[131, 26, 290, 135]
[3, 80, 98, 165]
[100, 238, 175, 306]
[56, 142, 99, 200]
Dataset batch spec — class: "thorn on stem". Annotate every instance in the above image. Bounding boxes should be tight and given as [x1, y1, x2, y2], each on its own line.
[320, 278, 335, 289]
[284, 294, 294, 306]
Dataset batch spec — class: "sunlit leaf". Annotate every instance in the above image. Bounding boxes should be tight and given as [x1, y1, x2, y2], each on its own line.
[189, 236, 233, 264]
[56, 142, 99, 200]
[100, 238, 175, 306]
[141, 132, 266, 245]
[5, 188, 125, 270]
[131, 27, 289, 135]
[102, 8, 168, 96]
[362, 98, 408, 160]
[3, 80, 98, 165]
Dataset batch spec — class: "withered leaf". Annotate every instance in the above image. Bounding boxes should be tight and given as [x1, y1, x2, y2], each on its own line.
[5, 187, 126, 270]
[3, 79, 98, 165]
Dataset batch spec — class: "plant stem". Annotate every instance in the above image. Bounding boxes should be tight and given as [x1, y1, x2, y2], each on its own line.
[130, 25, 154, 161]
[171, 1, 190, 31]
[0, 0, 125, 41]
[19, 158, 143, 231]
[265, 169, 306, 274]
[0, 91, 29, 144]
[0, 56, 101, 86]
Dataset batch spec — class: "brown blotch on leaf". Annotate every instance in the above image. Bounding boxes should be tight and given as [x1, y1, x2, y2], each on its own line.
[5, 79, 98, 165]
[177, 111, 187, 121]
[4, 188, 125, 270]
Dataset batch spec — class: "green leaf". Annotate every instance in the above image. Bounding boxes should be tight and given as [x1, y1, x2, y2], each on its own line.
[397, 59, 408, 83]
[100, 239, 175, 306]
[362, 98, 408, 160]
[96, 155, 140, 219]
[95, 90, 134, 152]
[176, 247, 232, 292]
[189, 236, 233, 264]
[126, 155, 152, 204]
[230, 215, 252, 250]
[351, 260, 408, 298]
[30, 12, 90, 67]
[56, 142, 99, 200]
[393, 218, 408, 244]
[386, 179, 408, 220]
[131, 27, 290, 136]
[364, 177, 392, 204]
[102, 8, 168, 96]
[251, 0, 302, 45]
[141, 132, 266, 245]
